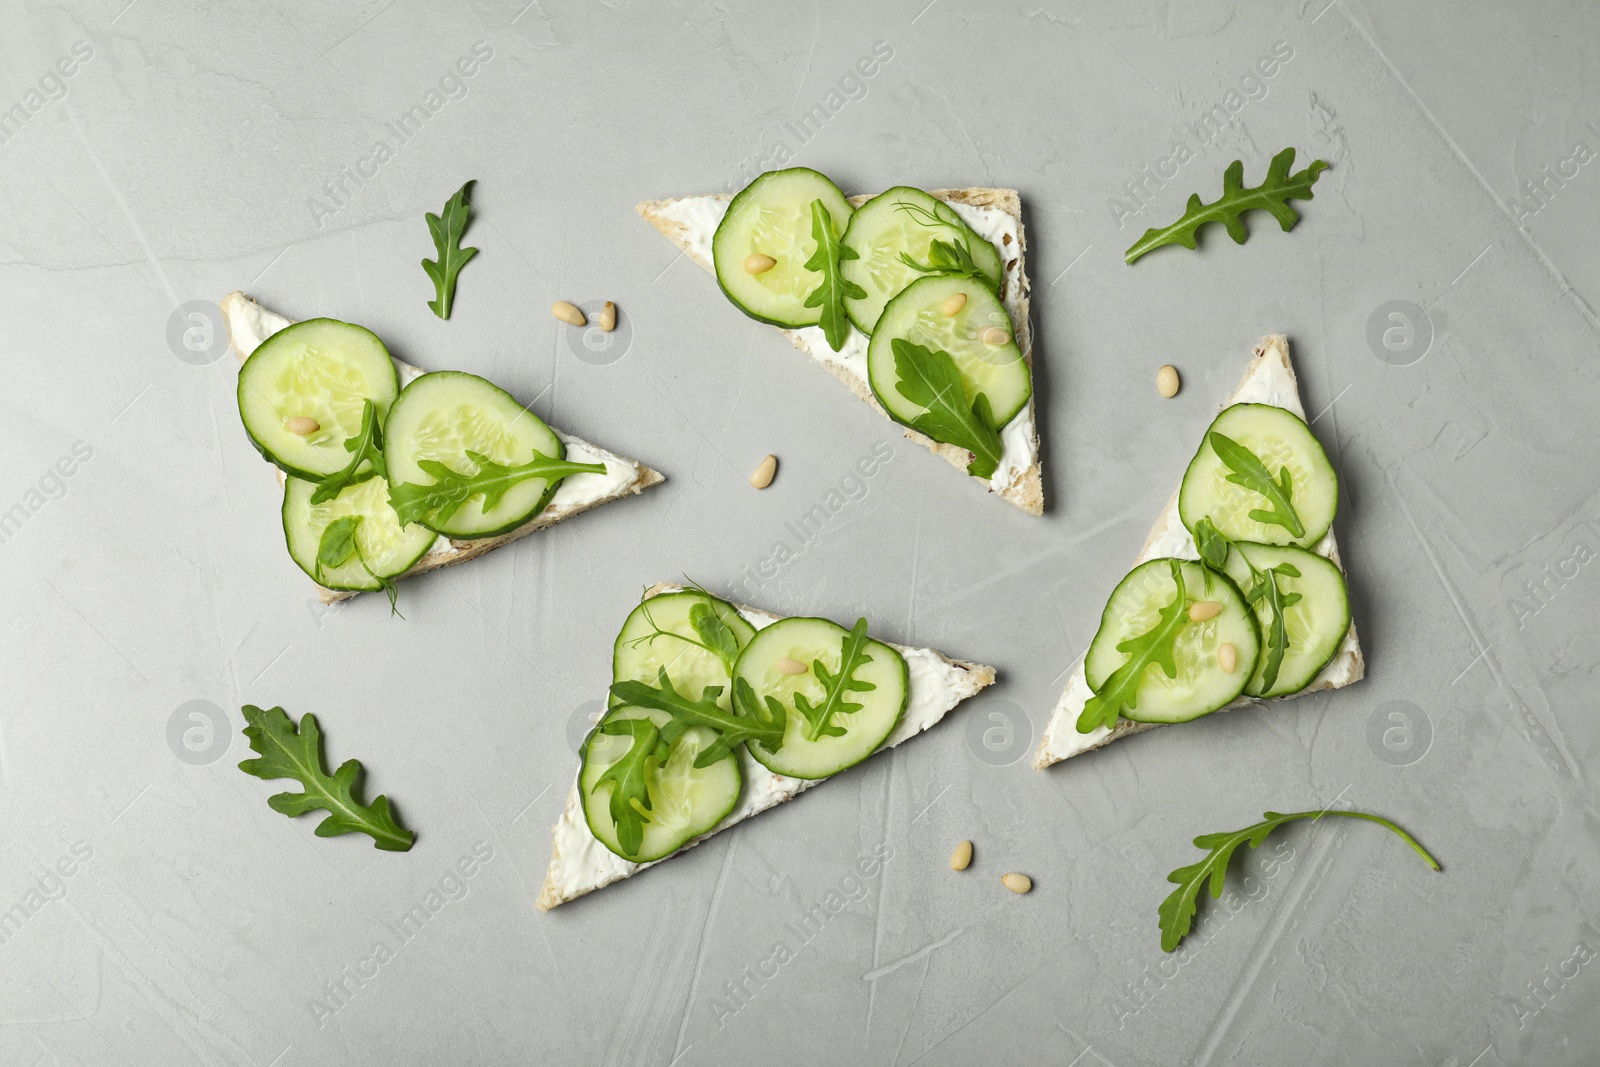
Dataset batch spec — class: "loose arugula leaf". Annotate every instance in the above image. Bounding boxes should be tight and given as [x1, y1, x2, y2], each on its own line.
[802, 198, 865, 352]
[238, 706, 414, 851]
[1158, 809, 1439, 952]
[422, 180, 478, 319]
[1125, 147, 1329, 264]
[1077, 560, 1190, 734]
[1207, 431, 1305, 539]
[388, 449, 606, 528]
[792, 617, 877, 742]
[890, 339, 1004, 479]
[610, 669, 784, 767]
[689, 602, 740, 675]
[310, 399, 387, 505]
[594, 717, 668, 858]
[315, 515, 363, 582]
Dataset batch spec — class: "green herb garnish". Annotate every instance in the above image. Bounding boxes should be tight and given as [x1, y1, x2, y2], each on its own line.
[309, 399, 387, 505]
[1192, 517, 1299, 692]
[1077, 559, 1190, 734]
[622, 590, 742, 675]
[1124, 148, 1329, 265]
[313, 514, 402, 616]
[238, 705, 414, 852]
[422, 180, 478, 319]
[891, 200, 991, 285]
[593, 717, 668, 857]
[1207, 431, 1305, 540]
[890, 339, 1003, 479]
[387, 449, 606, 528]
[792, 617, 877, 742]
[1159, 809, 1438, 951]
[802, 198, 865, 352]
[610, 668, 785, 767]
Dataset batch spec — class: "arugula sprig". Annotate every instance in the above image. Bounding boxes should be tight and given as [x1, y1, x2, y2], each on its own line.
[1125, 148, 1329, 264]
[890, 200, 991, 287]
[314, 515, 402, 615]
[622, 590, 742, 675]
[1208, 431, 1305, 540]
[594, 717, 669, 858]
[610, 668, 785, 767]
[388, 449, 606, 528]
[1077, 560, 1191, 734]
[238, 705, 414, 851]
[890, 339, 1003, 479]
[422, 180, 478, 319]
[802, 199, 865, 352]
[309, 399, 388, 505]
[791, 617, 877, 742]
[1193, 517, 1300, 692]
[1158, 809, 1438, 951]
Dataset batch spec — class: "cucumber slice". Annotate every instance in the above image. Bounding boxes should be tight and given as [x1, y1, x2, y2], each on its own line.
[282, 475, 436, 591]
[579, 704, 742, 863]
[712, 168, 854, 329]
[382, 371, 568, 539]
[1222, 541, 1351, 698]
[1179, 403, 1338, 548]
[737, 617, 908, 780]
[1085, 559, 1261, 724]
[867, 274, 1032, 431]
[612, 590, 757, 710]
[237, 319, 400, 481]
[840, 187, 1003, 335]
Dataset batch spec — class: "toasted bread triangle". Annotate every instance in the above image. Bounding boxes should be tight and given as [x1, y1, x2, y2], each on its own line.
[639, 188, 1044, 515]
[221, 292, 664, 604]
[537, 583, 997, 910]
[1034, 335, 1364, 769]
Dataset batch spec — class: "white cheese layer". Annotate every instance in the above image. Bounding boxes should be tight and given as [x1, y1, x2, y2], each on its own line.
[654, 195, 1037, 495]
[1034, 339, 1363, 768]
[542, 589, 993, 904]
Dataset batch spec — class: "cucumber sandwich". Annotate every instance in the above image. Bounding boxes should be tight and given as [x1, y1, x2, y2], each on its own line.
[222, 292, 664, 604]
[1034, 335, 1362, 769]
[537, 583, 995, 909]
[639, 174, 1042, 515]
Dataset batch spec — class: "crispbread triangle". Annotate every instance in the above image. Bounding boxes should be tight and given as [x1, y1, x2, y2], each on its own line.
[638, 187, 1043, 515]
[221, 292, 664, 604]
[537, 583, 996, 910]
[1034, 335, 1363, 769]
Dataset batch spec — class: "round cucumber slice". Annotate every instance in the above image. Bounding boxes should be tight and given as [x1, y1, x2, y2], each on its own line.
[1222, 541, 1351, 698]
[1085, 559, 1261, 724]
[867, 274, 1032, 431]
[1179, 403, 1338, 548]
[840, 187, 1003, 335]
[712, 168, 854, 329]
[282, 475, 436, 591]
[382, 371, 566, 539]
[237, 318, 400, 481]
[738, 616, 909, 780]
[612, 591, 757, 710]
[579, 704, 742, 863]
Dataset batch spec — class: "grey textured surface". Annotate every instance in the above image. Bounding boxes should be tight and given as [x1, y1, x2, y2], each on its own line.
[3, 1, 1599, 1064]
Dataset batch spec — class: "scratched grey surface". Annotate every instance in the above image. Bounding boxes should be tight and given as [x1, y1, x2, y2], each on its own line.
[2, 1, 1599, 1064]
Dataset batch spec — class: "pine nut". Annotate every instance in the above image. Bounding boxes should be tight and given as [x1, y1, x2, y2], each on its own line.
[1157, 364, 1181, 398]
[949, 840, 973, 871]
[1188, 600, 1222, 622]
[551, 300, 586, 326]
[1001, 872, 1032, 894]
[775, 656, 808, 675]
[286, 416, 320, 435]
[1218, 643, 1238, 674]
[744, 253, 777, 274]
[980, 326, 1010, 345]
[939, 292, 968, 317]
[748, 453, 777, 489]
[595, 301, 616, 332]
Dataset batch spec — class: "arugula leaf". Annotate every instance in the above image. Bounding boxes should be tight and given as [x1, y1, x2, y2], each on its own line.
[238, 705, 414, 851]
[310, 399, 387, 505]
[802, 199, 866, 352]
[890, 339, 1004, 479]
[1158, 809, 1439, 952]
[1208, 431, 1305, 539]
[1192, 516, 1231, 572]
[1125, 147, 1329, 264]
[1077, 560, 1190, 734]
[315, 515, 363, 582]
[610, 669, 784, 767]
[891, 200, 993, 287]
[594, 717, 668, 858]
[422, 180, 478, 319]
[689, 602, 740, 675]
[388, 449, 606, 528]
[1193, 517, 1300, 691]
[791, 617, 878, 742]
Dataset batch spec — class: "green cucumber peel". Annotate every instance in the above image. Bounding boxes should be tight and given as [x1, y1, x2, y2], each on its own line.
[310, 399, 387, 505]
[1207, 431, 1305, 539]
[422, 180, 478, 319]
[1193, 517, 1298, 692]
[609, 668, 785, 767]
[802, 198, 866, 351]
[593, 716, 668, 858]
[238, 705, 415, 852]
[388, 449, 606, 528]
[792, 617, 878, 742]
[1077, 559, 1190, 733]
[313, 514, 403, 616]
[890, 339, 1004, 479]
[1158, 808, 1438, 952]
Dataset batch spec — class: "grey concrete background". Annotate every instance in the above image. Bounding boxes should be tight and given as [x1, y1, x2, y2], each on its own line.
[2, 0, 1598, 1064]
